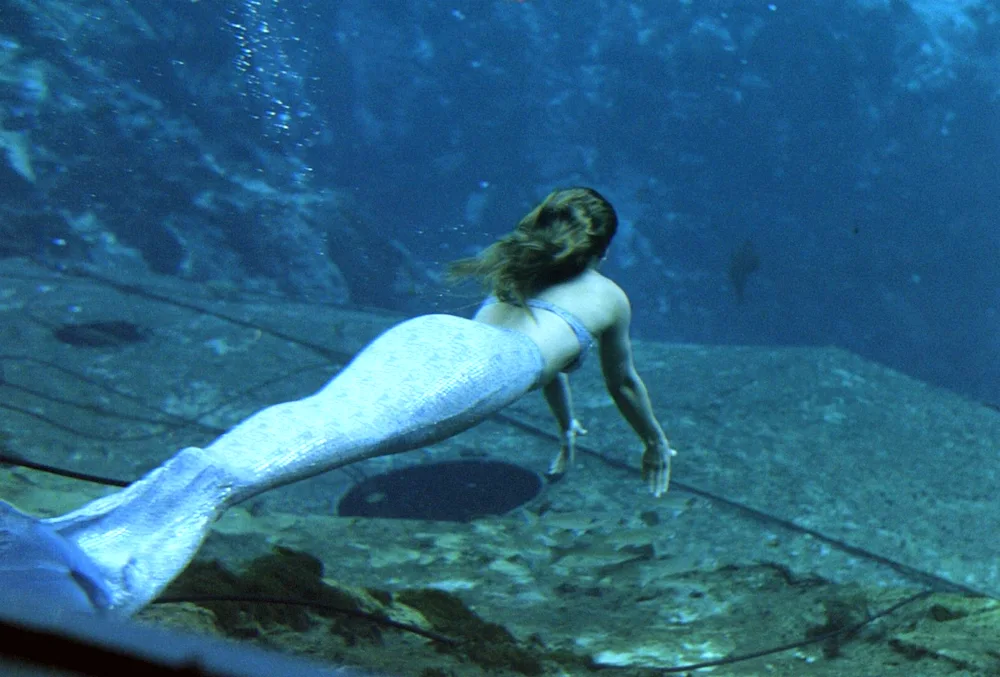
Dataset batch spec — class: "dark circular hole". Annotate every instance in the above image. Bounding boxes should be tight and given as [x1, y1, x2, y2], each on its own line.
[337, 460, 543, 523]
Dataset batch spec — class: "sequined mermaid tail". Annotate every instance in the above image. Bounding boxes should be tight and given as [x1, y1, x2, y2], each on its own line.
[41, 314, 545, 615]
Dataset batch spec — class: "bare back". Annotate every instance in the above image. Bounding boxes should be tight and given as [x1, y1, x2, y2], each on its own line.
[473, 268, 632, 385]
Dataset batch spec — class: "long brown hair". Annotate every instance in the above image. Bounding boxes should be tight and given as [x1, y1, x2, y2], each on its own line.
[448, 187, 618, 306]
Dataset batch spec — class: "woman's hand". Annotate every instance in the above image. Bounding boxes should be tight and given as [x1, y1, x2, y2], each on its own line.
[548, 418, 587, 476]
[641, 440, 676, 497]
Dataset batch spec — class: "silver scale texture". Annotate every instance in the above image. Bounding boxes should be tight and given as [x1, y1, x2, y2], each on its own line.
[45, 315, 546, 614]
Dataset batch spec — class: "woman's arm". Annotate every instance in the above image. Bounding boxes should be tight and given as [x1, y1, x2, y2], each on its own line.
[542, 373, 574, 432]
[598, 289, 674, 496]
[542, 374, 587, 475]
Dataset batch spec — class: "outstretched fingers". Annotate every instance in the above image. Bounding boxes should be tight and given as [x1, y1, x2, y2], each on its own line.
[548, 448, 570, 475]
[548, 419, 587, 476]
[642, 444, 676, 497]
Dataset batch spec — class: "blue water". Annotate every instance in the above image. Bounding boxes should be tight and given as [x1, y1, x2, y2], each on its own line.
[3, 3, 1000, 673]
[3, 0, 997, 399]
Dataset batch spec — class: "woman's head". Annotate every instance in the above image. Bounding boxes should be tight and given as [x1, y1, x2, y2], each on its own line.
[449, 187, 618, 305]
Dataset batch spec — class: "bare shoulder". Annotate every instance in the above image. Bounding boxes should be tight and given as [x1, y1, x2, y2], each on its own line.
[536, 270, 630, 331]
[588, 273, 630, 316]
[569, 271, 631, 334]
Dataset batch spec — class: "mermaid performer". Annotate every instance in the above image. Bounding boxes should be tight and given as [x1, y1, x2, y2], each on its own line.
[1, 187, 674, 616]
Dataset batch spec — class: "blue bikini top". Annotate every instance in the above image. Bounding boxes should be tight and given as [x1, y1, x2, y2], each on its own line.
[481, 296, 595, 372]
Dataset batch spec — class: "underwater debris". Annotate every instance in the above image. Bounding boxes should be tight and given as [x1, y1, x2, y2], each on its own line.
[395, 587, 547, 676]
[804, 588, 871, 658]
[337, 460, 542, 522]
[161, 546, 451, 644]
[160, 548, 581, 675]
[52, 320, 149, 347]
